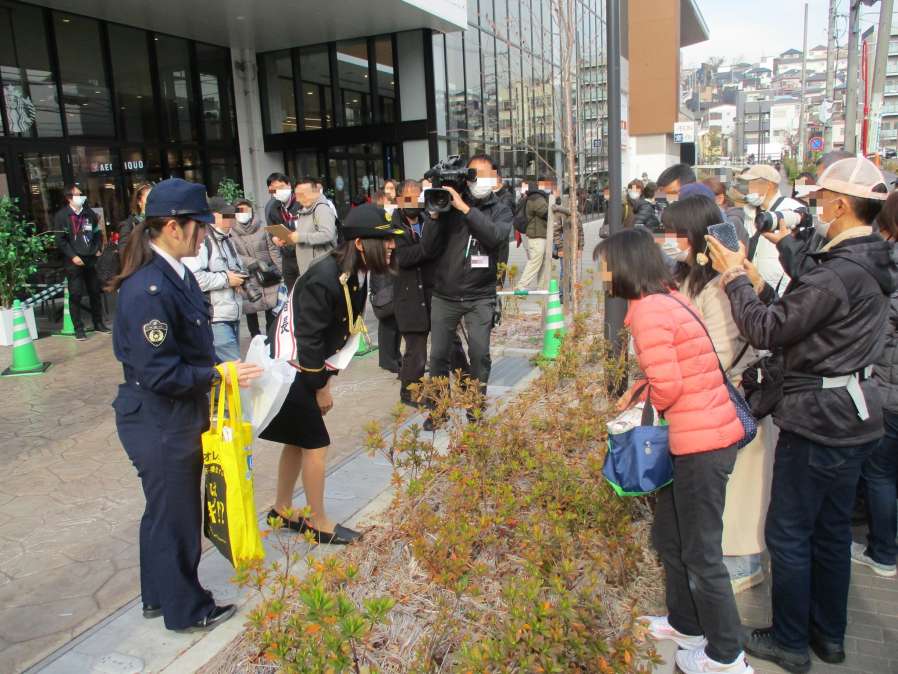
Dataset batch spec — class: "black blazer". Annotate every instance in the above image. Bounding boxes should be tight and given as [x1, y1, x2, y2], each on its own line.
[292, 255, 367, 391]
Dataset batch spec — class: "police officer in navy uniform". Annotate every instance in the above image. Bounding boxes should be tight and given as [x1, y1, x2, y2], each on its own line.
[108, 178, 261, 632]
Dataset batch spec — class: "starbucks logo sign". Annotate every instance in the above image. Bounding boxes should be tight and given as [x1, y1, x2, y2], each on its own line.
[4, 85, 35, 134]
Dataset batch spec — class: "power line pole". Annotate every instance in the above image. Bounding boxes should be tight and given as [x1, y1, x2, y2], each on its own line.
[869, 0, 894, 156]
[824, 0, 838, 151]
[604, 0, 626, 389]
[798, 2, 809, 164]
[844, 0, 861, 153]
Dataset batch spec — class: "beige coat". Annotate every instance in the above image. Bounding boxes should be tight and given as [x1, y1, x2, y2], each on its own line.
[688, 278, 776, 556]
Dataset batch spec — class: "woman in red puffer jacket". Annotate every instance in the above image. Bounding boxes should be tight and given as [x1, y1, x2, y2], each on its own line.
[596, 228, 750, 674]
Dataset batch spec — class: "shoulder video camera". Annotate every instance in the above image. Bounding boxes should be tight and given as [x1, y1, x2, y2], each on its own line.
[423, 155, 476, 214]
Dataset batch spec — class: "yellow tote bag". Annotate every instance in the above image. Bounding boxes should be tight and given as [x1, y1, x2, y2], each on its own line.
[202, 363, 265, 566]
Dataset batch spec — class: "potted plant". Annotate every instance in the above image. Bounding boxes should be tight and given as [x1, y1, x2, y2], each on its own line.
[0, 196, 50, 345]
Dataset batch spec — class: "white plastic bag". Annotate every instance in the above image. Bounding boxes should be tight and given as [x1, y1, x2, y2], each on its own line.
[241, 335, 296, 437]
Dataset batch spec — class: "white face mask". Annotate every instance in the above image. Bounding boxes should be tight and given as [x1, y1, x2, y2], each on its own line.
[628, 190, 641, 201]
[235, 212, 252, 225]
[275, 188, 292, 204]
[745, 192, 764, 208]
[469, 177, 497, 200]
[71, 195, 87, 209]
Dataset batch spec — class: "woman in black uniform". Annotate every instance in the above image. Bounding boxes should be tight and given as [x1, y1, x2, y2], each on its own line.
[265, 204, 403, 544]
[109, 178, 261, 632]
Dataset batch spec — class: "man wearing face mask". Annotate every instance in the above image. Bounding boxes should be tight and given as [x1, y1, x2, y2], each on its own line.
[287, 177, 337, 277]
[421, 154, 513, 427]
[736, 164, 805, 293]
[55, 184, 110, 340]
[264, 172, 299, 291]
[516, 176, 552, 290]
[656, 163, 697, 204]
[705, 156, 895, 673]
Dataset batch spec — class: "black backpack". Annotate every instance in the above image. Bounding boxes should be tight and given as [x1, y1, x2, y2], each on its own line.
[513, 193, 535, 234]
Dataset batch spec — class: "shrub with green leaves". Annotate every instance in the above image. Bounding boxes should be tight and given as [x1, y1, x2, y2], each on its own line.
[0, 196, 50, 308]
[223, 315, 664, 673]
[217, 178, 246, 204]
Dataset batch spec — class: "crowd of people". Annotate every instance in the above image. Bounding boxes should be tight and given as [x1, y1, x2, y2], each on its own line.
[599, 153, 898, 674]
[51, 147, 898, 666]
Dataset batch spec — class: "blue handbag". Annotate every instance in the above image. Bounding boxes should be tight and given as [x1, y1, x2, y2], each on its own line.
[603, 386, 673, 497]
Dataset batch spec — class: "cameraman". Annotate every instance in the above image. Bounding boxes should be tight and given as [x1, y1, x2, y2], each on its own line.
[706, 157, 894, 672]
[421, 154, 513, 424]
[184, 197, 248, 362]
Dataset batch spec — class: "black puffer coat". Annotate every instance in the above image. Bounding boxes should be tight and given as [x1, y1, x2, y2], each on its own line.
[725, 232, 897, 446]
[393, 213, 434, 334]
[875, 240, 898, 413]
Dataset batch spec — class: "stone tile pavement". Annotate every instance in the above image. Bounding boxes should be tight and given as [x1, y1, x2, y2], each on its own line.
[735, 546, 898, 674]
[0, 317, 402, 673]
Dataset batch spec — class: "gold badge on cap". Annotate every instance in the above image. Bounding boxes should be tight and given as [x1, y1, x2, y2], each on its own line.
[143, 319, 168, 347]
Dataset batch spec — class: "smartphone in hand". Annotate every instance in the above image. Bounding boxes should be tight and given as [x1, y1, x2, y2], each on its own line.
[707, 222, 740, 252]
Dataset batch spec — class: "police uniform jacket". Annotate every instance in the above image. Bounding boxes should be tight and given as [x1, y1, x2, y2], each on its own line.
[113, 253, 215, 403]
[291, 254, 367, 392]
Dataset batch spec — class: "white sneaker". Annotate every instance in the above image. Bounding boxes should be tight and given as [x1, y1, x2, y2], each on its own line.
[675, 647, 754, 674]
[637, 615, 707, 650]
[851, 541, 897, 577]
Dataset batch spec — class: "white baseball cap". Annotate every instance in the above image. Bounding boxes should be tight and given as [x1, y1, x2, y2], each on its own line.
[803, 156, 889, 201]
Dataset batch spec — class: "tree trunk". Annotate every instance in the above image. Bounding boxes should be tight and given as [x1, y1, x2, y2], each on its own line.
[557, 0, 580, 314]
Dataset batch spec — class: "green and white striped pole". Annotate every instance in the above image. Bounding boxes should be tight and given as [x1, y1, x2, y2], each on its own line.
[3, 300, 50, 376]
[541, 279, 565, 360]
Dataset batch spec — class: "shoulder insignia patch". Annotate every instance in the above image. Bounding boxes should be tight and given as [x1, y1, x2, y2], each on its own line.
[143, 319, 168, 347]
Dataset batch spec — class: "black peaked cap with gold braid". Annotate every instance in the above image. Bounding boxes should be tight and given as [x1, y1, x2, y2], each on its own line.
[342, 203, 405, 240]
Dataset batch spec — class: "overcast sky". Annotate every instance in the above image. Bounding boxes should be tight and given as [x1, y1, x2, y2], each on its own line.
[681, 0, 882, 67]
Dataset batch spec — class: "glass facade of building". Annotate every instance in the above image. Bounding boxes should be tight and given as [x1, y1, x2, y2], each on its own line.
[258, 0, 608, 214]
[0, 0, 238, 235]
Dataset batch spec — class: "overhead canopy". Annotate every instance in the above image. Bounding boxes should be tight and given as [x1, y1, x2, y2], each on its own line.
[680, 0, 710, 48]
[27, 0, 467, 50]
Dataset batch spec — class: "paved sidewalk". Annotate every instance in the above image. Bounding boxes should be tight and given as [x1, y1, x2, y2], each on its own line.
[735, 549, 898, 674]
[0, 318, 401, 673]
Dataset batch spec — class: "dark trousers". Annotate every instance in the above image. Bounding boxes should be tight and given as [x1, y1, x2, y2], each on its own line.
[766, 431, 877, 651]
[65, 261, 103, 330]
[652, 444, 742, 664]
[114, 386, 214, 630]
[430, 295, 495, 392]
[378, 314, 402, 372]
[246, 309, 276, 338]
[400, 330, 469, 399]
[863, 410, 898, 565]
[282, 253, 299, 293]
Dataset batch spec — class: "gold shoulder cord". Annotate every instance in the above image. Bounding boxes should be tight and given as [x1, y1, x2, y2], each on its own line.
[339, 273, 368, 336]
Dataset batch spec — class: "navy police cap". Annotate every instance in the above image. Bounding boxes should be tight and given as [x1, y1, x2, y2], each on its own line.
[144, 178, 214, 224]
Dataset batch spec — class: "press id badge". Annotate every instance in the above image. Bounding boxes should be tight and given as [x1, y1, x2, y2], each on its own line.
[471, 255, 489, 269]
[83, 223, 93, 232]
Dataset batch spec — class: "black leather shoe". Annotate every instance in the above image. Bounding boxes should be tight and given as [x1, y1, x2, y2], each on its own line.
[143, 604, 162, 619]
[745, 627, 811, 673]
[267, 508, 305, 532]
[94, 323, 111, 334]
[175, 604, 236, 633]
[810, 626, 846, 664]
[306, 523, 362, 545]
[75, 329, 88, 341]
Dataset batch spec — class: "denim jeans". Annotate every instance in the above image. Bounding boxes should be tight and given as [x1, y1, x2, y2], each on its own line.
[863, 410, 898, 565]
[652, 444, 743, 664]
[723, 554, 762, 580]
[766, 431, 878, 651]
[211, 320, 240, 363]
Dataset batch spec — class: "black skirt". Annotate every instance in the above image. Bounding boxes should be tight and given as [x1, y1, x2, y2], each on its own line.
[259, 374, 330, 449]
